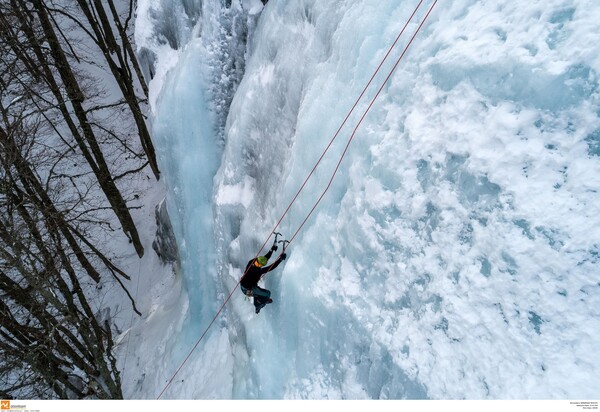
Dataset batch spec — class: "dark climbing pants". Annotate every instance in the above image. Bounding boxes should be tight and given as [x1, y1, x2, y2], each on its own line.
[240, 285, 271, 310]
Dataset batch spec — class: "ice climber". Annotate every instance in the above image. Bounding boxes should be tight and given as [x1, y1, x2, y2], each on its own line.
[240, 243, 287, 314]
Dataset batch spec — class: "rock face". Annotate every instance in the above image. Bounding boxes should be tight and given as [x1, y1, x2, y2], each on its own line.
[152, 198, 179, 265]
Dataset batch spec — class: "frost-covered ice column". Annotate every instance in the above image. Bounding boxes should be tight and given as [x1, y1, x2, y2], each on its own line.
[153, 45, 219, 328]
[134, 0, 264, 398]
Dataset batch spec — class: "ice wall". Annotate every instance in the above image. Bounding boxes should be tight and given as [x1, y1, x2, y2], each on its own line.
[136, 0, 600, 400]
[215, 0, 600, 399]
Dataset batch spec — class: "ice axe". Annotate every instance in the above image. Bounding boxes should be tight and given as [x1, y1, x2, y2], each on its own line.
[277, 239, 290, 252]
[272, 231, 289, 252]
[272, 232, 283, 250]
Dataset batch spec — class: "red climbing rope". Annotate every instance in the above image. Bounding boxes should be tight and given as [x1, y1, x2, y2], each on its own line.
[288, 0, 439, 247]
[156, 0, 438, 399]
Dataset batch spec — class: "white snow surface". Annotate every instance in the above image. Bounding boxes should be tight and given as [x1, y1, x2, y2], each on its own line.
[122, 0, 600, 400]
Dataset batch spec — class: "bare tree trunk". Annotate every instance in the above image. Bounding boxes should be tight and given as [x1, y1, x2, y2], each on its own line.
[29, 0, 145, 257]
[107, 0, 149, 97]
[0, 134, 125, 398]
[1, 127, 103, 282]
[0, 0, 153, 399]
[75, 0, 159, 179]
